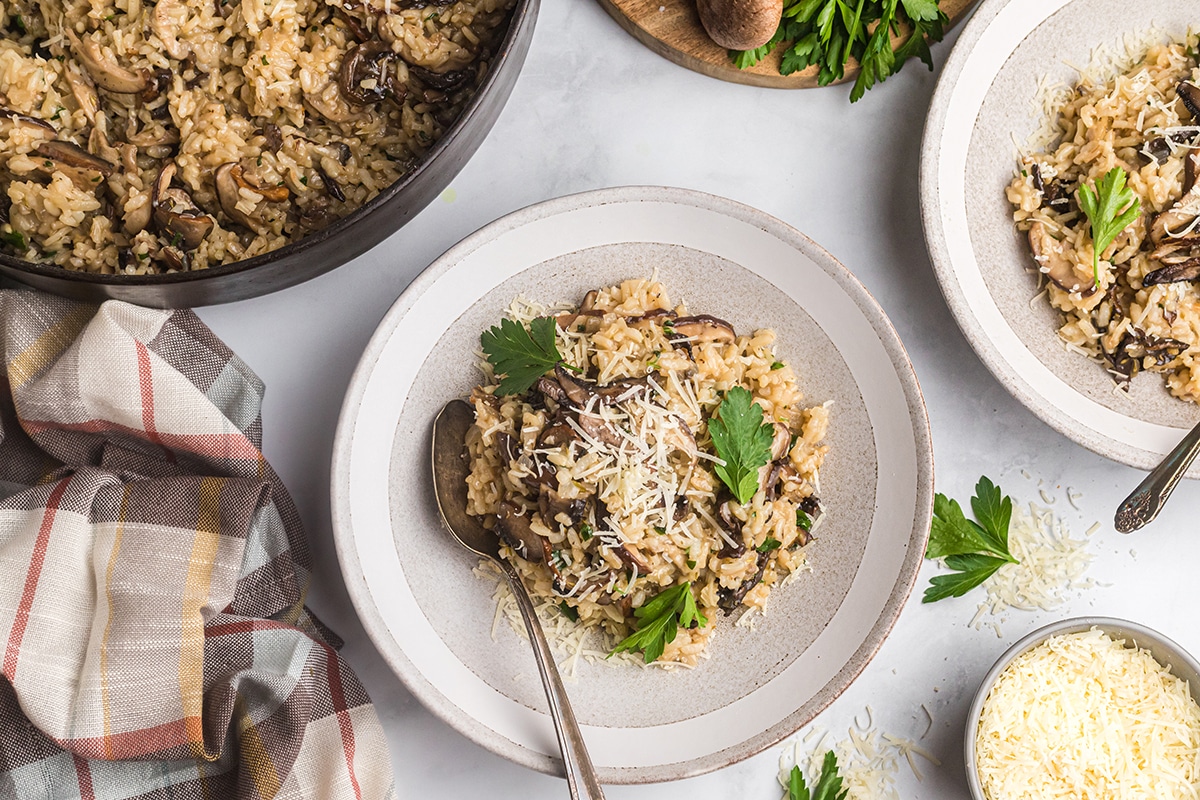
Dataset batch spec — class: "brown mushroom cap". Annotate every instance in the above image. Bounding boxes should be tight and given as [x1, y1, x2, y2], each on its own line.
[67, 30, 149, 94]
[35, 140, 115, 177]
[1178, 81, 1200, 120]
[672, 315, 737, 343]
[0, 109, 55, 138]
[1028, 221, 1097, 296]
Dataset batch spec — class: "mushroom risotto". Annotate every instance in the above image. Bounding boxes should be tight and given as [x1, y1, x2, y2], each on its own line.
[0, 0, 514, 274]
[464, 279, 830, 666]
[1007, 35, 1200, 399]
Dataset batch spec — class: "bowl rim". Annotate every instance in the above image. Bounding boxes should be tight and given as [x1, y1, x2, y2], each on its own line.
[0, 0, 536, 287]
[963, 615, 1200, 800]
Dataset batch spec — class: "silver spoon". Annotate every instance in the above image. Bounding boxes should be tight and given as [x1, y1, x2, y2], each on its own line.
[431, 399, 606, 800]
[1114, 420, 1200, 533]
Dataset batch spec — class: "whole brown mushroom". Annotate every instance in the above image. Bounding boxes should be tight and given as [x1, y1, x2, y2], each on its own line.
[696, 0, 783, 51]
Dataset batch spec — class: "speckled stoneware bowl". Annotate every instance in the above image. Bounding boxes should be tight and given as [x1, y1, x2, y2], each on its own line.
[920, 0, 1200, 473]
[330, 186, 933, 783]
[964, 616, 1200, 800]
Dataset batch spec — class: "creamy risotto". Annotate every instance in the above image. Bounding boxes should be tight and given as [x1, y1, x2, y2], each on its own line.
[1007, 35, 1200, 399]
[464, 278, 831, 666]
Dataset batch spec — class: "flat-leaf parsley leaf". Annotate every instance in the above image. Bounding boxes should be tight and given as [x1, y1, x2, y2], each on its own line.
[481, 317, 569, 396]
[709, 386, 774, 504]
[787, 751, 848, 800]
[1077, 167, 1141, 288]
[608, 581, 706, 663]
[923, 476, 1018, 603]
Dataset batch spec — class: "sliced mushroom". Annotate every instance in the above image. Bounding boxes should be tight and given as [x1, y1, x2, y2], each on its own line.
[1178, 81, 1200, 120]
[152, 0, 192, 61]
[1149, 182, 1200, 245]
[35, 140, 115, 177]
[495, 502, 548, 563]
[535, 375, 569, 405]
[1028, 221, 1096, 296]
[215, 162, 281, 234]
[1150, 238, 1200, 265]
[1144, 259, 1200, 286]
[554, 364, 594, 406]
[575, 410, 625, 449]
[409, 64, 473, 91]
[625, 308, 677, 331]
[537, 410, 578, 447]
[0, 108, 55, 138]
[67, 30, 149, 94]
[158, 244, 190, 271]
[315, 164, 345, 202]
[339, 40, 404, 106]
[150, 163, 214, 250]
[663, 416, 699, 460]
[63, 64, 99, 124]
[672, 314, 737, 343]
[613, 544, 650, 574]
[769, 423, 790, 461]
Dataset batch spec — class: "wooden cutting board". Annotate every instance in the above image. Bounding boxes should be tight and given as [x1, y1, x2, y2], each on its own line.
[596, 0, 980, 89]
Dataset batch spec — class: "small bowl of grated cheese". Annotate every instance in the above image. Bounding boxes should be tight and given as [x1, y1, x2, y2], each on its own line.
[966, 617, 1200, 800]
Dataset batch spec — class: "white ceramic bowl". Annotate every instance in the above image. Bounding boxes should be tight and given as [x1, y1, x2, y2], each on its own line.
[964, 616, 1200, 800]
[920, 0, 1200, 472]
[331, 186, 934, 782]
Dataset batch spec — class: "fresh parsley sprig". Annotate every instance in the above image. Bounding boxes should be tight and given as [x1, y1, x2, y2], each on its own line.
[608, 581, 707, 663]
[922, 476, 1019, 603]
[480, 316, 578, 396]
[788, 751, 848, 800]
[1077, 167, 1141, 288]
[733, 0, 948, 102]
[709, 387, 775, 504]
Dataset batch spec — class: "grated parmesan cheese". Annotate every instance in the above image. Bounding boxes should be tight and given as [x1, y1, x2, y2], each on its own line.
[977, 628, 1200, 800]
[970, 502, 1098, 628]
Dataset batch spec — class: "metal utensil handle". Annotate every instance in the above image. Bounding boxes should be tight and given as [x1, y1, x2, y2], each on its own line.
[1115, 421, 1200, 533]
[500, 560, 606, 799]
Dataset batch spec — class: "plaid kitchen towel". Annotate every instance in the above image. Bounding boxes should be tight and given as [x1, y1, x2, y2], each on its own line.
[0, 288, 395, 800]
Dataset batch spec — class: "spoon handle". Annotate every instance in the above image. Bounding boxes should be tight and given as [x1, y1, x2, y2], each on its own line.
[1115, 420, 1200, 533]
[500, 560, 606, 800]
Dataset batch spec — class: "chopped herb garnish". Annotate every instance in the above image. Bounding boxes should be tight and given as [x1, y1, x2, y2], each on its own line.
[796, 509, 813, 531]
[1077, 167, 1141, 288]
[709, 386, 775, 504]
[654, 526, 666, 536]
[579, 522, 593, 541]
[923, 476, 1019, 603]
[51, 107, 64, 121]
[757, 537, 782, 553]
[608, 581, 707, 664]
[686, 558, 697, 569]
[300, 175, 308, 185]
[13, 15, 26, 33]
[770, 361, 785, 370]
[481, 316, 577, 395]
[170, 231, 183, 248]
[558, 601, 579, 622]
[256, 156, 263, 166]
[2, 230, 28, 250]
[261, 55, 269, 65]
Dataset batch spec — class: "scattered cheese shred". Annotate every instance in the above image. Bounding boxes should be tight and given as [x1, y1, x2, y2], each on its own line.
[971, 502, 1098, 628]
[977, 628, 1200, 800]
[777, 710, 940, 800]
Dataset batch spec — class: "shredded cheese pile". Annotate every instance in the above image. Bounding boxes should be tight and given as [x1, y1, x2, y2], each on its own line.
[977, 628, 1200, 800]
[971, 502, 1098, 632]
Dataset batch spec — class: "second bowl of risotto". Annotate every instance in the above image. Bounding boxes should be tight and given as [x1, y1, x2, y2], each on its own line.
[921, 0, 1200, 472]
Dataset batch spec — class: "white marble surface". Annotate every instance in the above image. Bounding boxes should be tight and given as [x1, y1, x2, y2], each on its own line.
[195, 2, 1200, 797]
